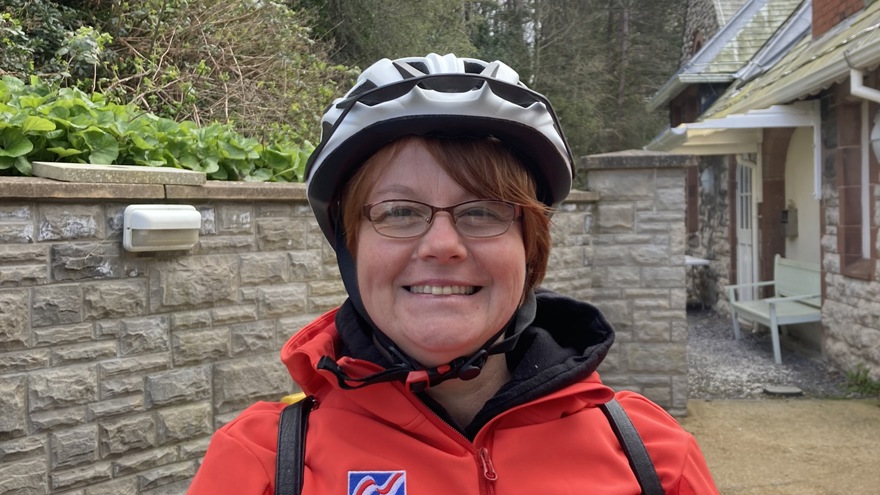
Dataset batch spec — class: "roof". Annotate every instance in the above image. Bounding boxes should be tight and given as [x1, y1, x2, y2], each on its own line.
[716, 0, 752, 25]
[703, 1, 880, 119]
[648, 0, 806, 111]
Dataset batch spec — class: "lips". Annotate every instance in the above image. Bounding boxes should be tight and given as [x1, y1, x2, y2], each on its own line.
[407, 285, 478, 295]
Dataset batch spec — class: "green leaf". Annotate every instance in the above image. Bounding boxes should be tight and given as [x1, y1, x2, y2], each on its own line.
[22, 116, 56, 133]
[13, 156, 31, 176]
[80, 128, 119, 164]
[0, 128, 34, 157]
[47, 147, 84, 158]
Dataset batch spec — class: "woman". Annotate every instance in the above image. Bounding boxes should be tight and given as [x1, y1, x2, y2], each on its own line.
[188, 53, 718, 494]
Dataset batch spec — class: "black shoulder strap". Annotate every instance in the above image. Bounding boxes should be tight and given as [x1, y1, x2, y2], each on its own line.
[275, 396, 314, 495]
[600, 398, 664, 495]
[275, 396, 662, 495]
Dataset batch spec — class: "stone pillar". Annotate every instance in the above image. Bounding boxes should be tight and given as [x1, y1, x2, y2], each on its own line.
[578, 151, 697, 415]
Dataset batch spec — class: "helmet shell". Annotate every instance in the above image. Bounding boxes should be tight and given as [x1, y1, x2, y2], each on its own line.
[305, 53, 573, 249]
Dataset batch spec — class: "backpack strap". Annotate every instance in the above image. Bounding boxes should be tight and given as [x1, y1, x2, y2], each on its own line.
[275, 395, 662, 495]
[275, 396, 314, 495]
[600, 398, 664, 495]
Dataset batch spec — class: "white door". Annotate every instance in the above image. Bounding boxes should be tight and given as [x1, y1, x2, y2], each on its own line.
[735, 158, 758, 300]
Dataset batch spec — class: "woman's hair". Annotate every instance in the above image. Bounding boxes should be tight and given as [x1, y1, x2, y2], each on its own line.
[339, 135, 553, 294]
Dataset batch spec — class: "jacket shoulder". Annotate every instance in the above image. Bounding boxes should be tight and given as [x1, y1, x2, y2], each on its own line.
[188, 401, 288, 495]
[614, 391, 719, 494]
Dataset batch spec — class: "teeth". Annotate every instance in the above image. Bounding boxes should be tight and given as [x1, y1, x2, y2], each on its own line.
[409, 285, 476, 295]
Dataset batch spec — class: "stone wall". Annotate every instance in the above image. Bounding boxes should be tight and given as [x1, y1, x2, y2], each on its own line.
[0, 168, 687, 494]
[690, 155, 733, 312]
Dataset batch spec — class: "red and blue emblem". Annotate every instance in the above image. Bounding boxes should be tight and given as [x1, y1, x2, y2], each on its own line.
[348, 471, 406, 495]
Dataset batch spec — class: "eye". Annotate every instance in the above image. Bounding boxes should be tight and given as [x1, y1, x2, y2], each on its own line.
[458, 204, 507, 223]
[371, 201, 427, 223]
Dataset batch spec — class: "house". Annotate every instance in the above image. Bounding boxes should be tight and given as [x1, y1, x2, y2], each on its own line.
[647, 0, 880, 380]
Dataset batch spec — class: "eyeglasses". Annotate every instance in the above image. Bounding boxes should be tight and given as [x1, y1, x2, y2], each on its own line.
[362, 199, 521, 239]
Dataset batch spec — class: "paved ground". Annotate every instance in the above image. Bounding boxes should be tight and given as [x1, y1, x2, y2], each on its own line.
[680, 310, 880, 494]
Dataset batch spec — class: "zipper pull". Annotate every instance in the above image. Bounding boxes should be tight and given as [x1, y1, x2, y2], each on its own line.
[479, 447, 498, 481]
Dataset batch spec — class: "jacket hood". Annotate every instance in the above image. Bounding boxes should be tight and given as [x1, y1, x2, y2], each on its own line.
[281, 290, 615, 404]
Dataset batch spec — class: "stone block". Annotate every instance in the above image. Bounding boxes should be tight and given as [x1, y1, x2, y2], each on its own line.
[0, 457, 46, 494]
[99, 414, 156, 457]
[194, 235, 254, 253]
[86, 396, 144, 421]
[29, 406, 87, 433]
[137, 461, 196, 492]
[596, 203, 635, 233]
[287, 250, 323, 281]
[83, 280, 148, 320]
[51, 460, 113, 491]
[145, 367, 211, 408]
[230, 321, 275, 356]
[170, 310, 212, 331]
[31, 285, 82, 327]
[112, 446, 178, 477]
[83, 477, 138, 495]
[624, 343, 687, 373]
[28, 366, 97, 413]
[33, 322, 93, 347]
[0, 222, 35, 244]
[98, 354, 171, 379]
[118, 316, 170, 356]
[0, 435, 46, 462]
[216, 204, 254, 235]
[210, 305, 257, 326]
[642, 266, 685, 288]
[51, 242, 132, 281]
[36, 205, 103, 241]
[150, 257, 238, 311]
[587, 171, 654, 200]
[212, 360, 290, 413]
[51, 341, 117, 366]
[178, 437, 211, 461]
[50, 424, 98, 468]
[32, 161, 206, 185]
[0, 375, 27, 439]
[258, 284, 308, 318]
[240, 253, 289, 286]
[172, 327, 229, 366]
[256, 218, 309, 251]
[635, 320, 671, 341]
[0, 263, 49, 286]
[0, 244, 49, 264]
[0, 289, 29, 348]
[156, 404, 212, 445]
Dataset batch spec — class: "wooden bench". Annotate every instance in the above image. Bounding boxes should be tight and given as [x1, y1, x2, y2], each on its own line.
[725, 255, 821, 364]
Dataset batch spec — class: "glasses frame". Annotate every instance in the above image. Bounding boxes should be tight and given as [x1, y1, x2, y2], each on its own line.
[362, 199, 522, 239]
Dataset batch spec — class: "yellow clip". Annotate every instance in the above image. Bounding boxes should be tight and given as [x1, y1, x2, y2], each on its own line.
[280, 391, 307, 405]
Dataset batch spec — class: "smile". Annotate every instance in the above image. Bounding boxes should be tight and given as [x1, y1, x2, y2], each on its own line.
[407, 285, 478, 295]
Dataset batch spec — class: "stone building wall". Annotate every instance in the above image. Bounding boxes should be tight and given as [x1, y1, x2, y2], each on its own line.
[0, 168, 688, 494]
[689, 155, 734, 312]
[681, 0, 721, 63]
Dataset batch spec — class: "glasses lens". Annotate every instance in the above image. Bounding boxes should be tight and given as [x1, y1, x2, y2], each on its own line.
[453, 201, 517, 237]
[367, 200, 431, 238]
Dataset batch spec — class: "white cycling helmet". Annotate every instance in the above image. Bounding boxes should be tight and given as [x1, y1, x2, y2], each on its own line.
[305, 53, 574, 249]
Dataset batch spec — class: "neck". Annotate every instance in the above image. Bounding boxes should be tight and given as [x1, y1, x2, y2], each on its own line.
[424, 353, 511, 427]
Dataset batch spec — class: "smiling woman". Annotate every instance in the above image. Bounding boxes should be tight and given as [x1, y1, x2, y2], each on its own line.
[188, 53, 719, 495]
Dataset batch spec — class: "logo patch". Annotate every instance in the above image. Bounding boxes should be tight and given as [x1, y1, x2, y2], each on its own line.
[348, 470, 406, 495]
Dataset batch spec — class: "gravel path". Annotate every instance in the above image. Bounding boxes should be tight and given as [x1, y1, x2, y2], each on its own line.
[687, 309, 858, 399]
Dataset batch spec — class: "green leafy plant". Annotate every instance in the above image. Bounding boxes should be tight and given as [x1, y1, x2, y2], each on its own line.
[0, 75, 311, 181]
[846, 364, 880, 396]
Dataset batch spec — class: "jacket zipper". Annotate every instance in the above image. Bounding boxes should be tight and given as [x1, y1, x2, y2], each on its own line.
[400, 387, 498, 493]
[479, 447, 498, 481]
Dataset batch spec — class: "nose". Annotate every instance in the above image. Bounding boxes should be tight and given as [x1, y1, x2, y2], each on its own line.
[416, 212, 467, 261]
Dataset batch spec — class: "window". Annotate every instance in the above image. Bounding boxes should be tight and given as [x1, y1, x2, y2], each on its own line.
[838, 100, 877, 279]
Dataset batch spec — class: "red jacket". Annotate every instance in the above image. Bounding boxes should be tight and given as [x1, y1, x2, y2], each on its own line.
[189, 294, 718, 494]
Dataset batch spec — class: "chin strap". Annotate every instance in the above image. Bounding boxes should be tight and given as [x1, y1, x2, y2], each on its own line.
[318, 325, 521, 393]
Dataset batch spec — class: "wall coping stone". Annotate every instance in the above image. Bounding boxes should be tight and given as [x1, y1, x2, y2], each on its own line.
[0, 177, 599, 203]
[32, 161, 206, 186]
[578, 150, 699, 171]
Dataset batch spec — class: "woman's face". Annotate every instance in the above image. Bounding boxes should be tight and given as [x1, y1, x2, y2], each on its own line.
[356, 139, 527, 368]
